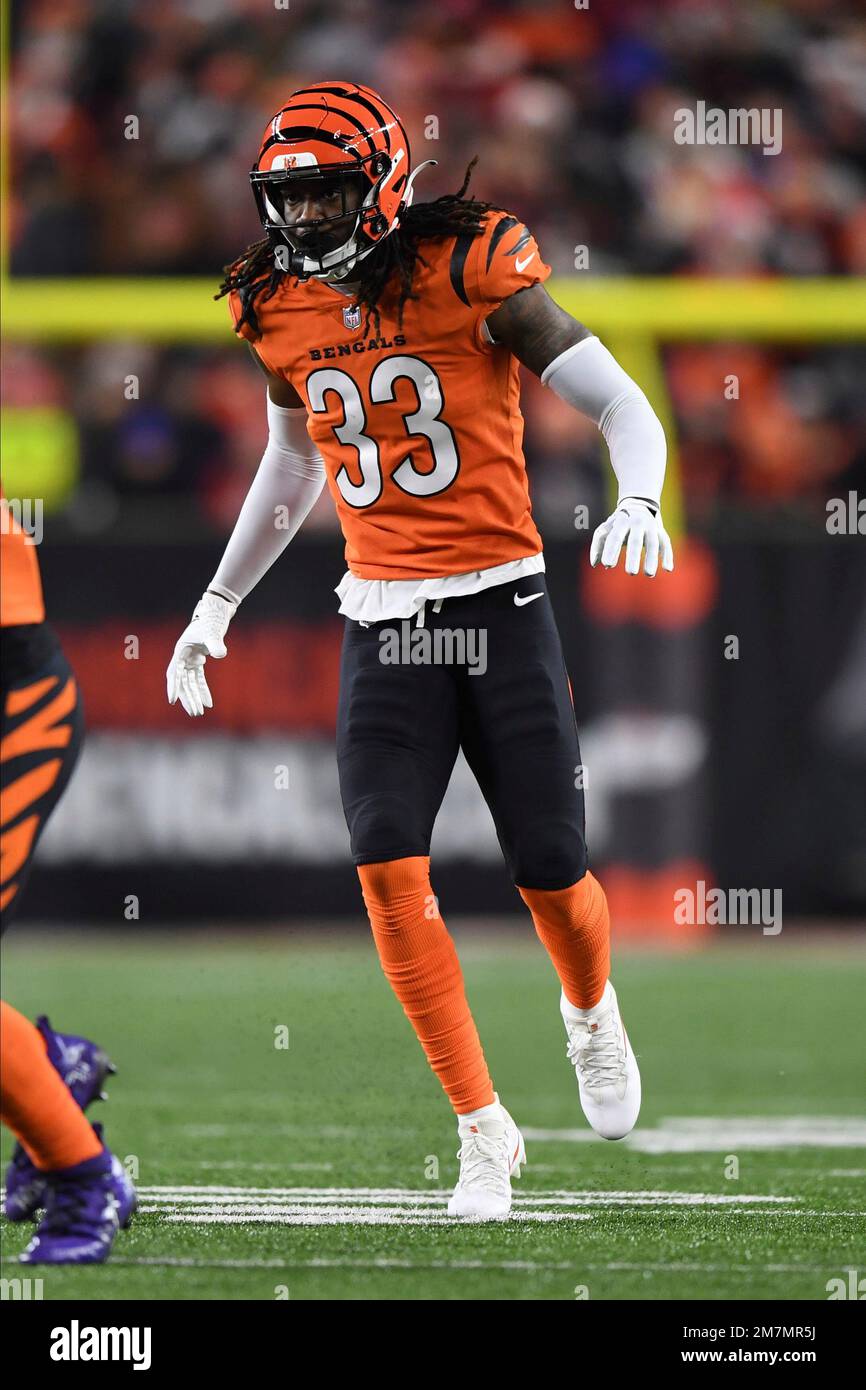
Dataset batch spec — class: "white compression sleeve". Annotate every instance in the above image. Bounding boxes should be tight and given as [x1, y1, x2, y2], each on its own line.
[209, 394, 326, 604]
[541, 337, 666, 508]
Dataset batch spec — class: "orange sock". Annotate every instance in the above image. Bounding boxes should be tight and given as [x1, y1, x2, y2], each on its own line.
[519, 870, 611, 1008]
[358, 856, 495, 1115]
[0, 1001, 102, 1170]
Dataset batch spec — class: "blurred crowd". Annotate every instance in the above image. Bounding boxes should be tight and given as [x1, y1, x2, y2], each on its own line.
[6, 0, 866, 531]
[10, 0, 866, 277]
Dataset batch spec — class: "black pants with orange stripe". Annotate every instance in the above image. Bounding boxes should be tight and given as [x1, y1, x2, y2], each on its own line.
[336, 574, 587, 890]
[0, 625, 83, 931]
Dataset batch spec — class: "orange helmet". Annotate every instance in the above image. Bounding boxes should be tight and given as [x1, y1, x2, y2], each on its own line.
[250, 81, 433, 282]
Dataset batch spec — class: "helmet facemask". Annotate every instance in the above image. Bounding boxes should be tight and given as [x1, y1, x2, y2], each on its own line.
[251, 156, 393, 283]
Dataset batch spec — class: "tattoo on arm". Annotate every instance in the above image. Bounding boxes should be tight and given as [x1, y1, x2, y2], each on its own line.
[484, 284, 592, 378]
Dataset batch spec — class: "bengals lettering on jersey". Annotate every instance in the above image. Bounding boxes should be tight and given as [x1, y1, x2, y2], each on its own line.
[230, 211, 551, 579]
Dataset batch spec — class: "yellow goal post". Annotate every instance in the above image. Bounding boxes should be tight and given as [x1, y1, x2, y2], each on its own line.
[3, 275, 865, 535]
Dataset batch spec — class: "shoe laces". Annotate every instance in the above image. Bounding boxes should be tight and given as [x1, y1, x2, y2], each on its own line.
[565, 1005, 626, 1089]
[41, 1175, 118, 1237]
[455, 1130, 510, 1197]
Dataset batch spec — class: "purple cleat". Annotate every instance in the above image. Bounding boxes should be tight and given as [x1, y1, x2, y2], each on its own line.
[4, 1015, 116, 1222]
[34, 1014, 117, 1110]
[19, 1130, 137, 1266]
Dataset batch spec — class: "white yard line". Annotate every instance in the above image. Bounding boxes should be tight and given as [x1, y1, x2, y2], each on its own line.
[132, 1186, 796, 1204]
[149, 1207, 859, 1224]
[163, 1210, 593, 1225]
[2, 1254, 849, 1276]
[190, 1162, 336, 1172]
[525, 1116, 866, 1152]
[109, 1256, 579, 1271]
[169, 1116, 866, 1152]
[119, 1185, 861, 1225]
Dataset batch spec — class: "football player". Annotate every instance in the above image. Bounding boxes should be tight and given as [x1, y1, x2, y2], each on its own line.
[0, 493, 136, 1260]
[167, 83, 673, 1219]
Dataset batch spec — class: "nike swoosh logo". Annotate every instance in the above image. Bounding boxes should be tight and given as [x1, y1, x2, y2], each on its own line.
[515, 252, 536, 273]
[514, 592, 543, 607]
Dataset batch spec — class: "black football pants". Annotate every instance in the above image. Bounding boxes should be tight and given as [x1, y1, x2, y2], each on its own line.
[336, 574, 587, 891]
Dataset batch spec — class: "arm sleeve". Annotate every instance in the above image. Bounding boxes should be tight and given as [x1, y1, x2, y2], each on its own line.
[208, 394, 327, 604]
[541, 337, 667, 508]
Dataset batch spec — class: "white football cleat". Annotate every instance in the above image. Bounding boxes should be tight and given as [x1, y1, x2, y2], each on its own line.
[447, 1095, 526, 1221]
[561, 980, 641, 1140]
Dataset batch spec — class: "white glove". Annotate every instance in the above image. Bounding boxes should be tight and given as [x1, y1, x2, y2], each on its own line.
[590, 498, 674, 577]
[166, 592, 237, 717]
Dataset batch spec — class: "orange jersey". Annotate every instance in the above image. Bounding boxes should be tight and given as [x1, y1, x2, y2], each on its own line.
[230, 210, 550, 579]
[0, 494, 45, 627]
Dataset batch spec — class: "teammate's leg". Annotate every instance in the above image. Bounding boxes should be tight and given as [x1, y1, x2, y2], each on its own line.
[1, 652, 97, 1180]
[1, 643, 136, 1256]
[0, 1003, 102, 1170]
[1, 650, 83, 919]
[338, 615, 495, 1115]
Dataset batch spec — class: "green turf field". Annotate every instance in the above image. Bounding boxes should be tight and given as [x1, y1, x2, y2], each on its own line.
[1, 929, 864, 1301]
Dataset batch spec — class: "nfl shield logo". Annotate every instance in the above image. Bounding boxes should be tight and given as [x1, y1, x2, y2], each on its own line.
[343, 303, 362, 332]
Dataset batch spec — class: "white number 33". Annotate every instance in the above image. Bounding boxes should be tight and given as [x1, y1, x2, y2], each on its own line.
[306, 355, 460, 508]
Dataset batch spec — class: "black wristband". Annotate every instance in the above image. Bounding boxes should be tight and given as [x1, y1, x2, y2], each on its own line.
[620, 496, 659, 516]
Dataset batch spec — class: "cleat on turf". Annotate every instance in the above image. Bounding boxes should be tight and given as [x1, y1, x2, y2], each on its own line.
[447, 1094, 525, 1221]
[36, 1014, 117, 1110]
[561, 980, 641, 1140]
[3, 1147, 50, 1225]
[4, 1016, 117, 1223]
[19, 1138, 137, 1266]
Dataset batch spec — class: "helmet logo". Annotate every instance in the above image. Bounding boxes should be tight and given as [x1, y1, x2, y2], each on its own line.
[270, 151, 317, 171]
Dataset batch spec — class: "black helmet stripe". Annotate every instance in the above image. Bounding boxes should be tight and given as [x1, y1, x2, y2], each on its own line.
[289, 85, 357, 100]
[290, 83, 399, 130]
[275, 101, 372, 148]
[288, 86, 396, 151]
[254, 127, 365, 170]
[262, 126, 356, 149]
[335, 93, 395, 150]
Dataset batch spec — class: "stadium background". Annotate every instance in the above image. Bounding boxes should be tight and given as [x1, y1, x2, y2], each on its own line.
[3, 0, 865, 932]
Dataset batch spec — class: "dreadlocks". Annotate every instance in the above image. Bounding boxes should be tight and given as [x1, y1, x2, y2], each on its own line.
[216, 159, 503, 341]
